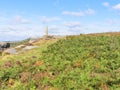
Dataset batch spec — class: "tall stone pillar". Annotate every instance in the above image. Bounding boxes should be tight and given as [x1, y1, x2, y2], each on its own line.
[46, 26, 48, 36]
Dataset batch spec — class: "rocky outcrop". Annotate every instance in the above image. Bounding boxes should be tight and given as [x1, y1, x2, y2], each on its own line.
[22, 46, 39, 51]
[15, 45, 26, 49]
[0, 42, 10, 50]
[2, 45, 39, 55]
[3, 48, 18, 54]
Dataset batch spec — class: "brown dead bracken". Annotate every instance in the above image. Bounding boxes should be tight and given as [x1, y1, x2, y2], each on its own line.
[20, 72, 31, 83]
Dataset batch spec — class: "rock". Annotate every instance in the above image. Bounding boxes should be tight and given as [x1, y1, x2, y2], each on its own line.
[22, 46, 39, 51]
[0, 47, 3, 51]
[3, 48, 18, 54]
[2, 45, 39, 55]
[15, 45, 26, 49]
[29, 39, 36, 43]
[29, 38, 40, 44]
[42, 35, 55, 40]
[24, 43, 33, 46]
[0, 42, 10, 49]
[0, 42, 6, 46]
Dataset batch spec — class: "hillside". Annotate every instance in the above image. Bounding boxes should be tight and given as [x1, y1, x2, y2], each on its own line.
[0, 34, 120, 90]
[10, 38, 31, 48]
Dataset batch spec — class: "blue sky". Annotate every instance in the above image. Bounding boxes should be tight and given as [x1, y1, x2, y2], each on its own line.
[0, 0, 120, 41]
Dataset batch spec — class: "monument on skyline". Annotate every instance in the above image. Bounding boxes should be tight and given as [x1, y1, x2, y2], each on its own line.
[46, 26, 48, 36]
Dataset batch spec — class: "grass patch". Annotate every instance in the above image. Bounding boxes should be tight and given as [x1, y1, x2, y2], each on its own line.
[0, 35, 120, 90]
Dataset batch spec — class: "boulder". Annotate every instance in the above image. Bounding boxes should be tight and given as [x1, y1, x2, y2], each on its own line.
[15, 45, 26, 49]
[0, 42, 10, 49]
[22, 46, 39, 51]
[3, 48, 18, 54]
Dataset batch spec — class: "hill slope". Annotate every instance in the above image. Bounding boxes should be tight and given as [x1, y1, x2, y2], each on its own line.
[0, 34, 120, 90]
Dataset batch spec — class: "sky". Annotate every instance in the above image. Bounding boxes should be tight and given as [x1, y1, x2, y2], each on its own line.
[0, 0, 120, 41]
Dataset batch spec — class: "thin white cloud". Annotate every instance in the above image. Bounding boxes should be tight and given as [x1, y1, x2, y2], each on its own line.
[13, 15, 31, 24]
[0, 17, 8, 24]
[62, 9, 95, 16]
[62, 11, 84, 16]
[49, 25, 60, 30]
[63, 21, 81, 28]
[0, 24, 45, 38]
[41, 16, 61, 23]
[85, 9, 95, 15]
[113, 4, 120, 10]
[48, 25, 80, 35]
[102, 2, 109, 7]
[106, 19, 117, 25]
